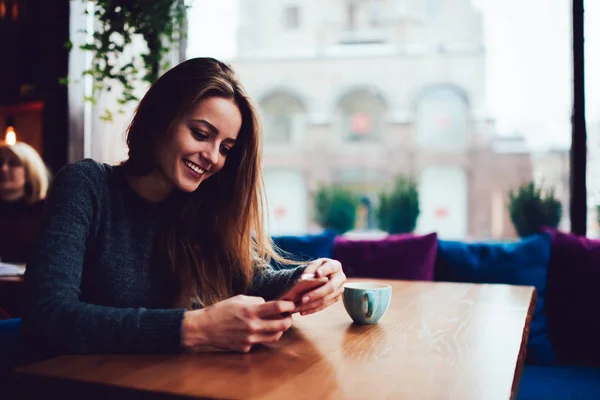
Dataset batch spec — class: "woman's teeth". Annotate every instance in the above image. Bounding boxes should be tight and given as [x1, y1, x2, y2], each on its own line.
[184, 160, 206, 175]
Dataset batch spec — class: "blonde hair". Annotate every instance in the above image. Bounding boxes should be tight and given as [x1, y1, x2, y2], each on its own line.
[0, 141, 50, 203]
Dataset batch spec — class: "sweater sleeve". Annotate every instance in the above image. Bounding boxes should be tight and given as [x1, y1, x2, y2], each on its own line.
[22, 160, 185, 356]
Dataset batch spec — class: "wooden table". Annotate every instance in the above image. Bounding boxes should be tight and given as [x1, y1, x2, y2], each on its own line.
[13, 279, 535, 400]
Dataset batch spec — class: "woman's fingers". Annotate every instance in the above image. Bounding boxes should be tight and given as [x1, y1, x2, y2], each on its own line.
[299, 271, 346, 305]
[255, 300, 296, 318]
[237, 331, 286, 352]
[312, 259, 342, 278]
[302, 258, 328, 276]
[299, 288, 344, 316]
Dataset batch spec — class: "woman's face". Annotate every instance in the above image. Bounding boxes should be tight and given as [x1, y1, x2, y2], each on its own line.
[0, 147, 26, 201]
[157, 96, 242, 193]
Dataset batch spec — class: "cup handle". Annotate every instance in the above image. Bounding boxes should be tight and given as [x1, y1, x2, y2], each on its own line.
[362, 291, 376, 319]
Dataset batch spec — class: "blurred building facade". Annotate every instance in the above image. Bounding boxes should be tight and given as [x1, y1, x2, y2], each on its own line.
[231, 0, 533, 239]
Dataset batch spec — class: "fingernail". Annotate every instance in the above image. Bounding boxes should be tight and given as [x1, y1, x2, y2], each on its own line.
[316, 269, 323, 276]
[302, 296, 310, 304]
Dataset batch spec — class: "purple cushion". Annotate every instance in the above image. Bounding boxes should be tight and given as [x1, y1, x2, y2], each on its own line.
[332, 232, 437, 281]
[543, 228, 600, 367]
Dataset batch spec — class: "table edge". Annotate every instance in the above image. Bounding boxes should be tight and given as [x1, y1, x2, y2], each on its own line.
[509, 286, 537, 400]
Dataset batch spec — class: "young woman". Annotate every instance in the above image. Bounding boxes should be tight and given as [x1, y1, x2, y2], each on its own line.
[0, 141, 50, 263]
[22, 58, 345, 359]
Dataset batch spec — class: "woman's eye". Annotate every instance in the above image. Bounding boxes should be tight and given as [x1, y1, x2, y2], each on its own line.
[220, 146, 231, 156]
[191, 129, 208, 140]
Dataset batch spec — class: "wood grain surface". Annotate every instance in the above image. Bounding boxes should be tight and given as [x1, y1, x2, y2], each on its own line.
[14, 279, 535, 400]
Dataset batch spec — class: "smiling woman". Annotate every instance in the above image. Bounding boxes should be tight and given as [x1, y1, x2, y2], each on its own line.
[21, 58, 346, 361]
[127, 97, 241, 200]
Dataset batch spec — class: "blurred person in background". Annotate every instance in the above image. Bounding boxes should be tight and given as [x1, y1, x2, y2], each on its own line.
[0, 140, 50, 264]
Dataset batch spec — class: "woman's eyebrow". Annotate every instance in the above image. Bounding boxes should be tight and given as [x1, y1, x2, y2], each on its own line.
[191, 119, 219, 135]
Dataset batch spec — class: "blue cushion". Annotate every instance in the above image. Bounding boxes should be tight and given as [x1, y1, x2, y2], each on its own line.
[435, 233, 555, 366]
[0, 318, 21, 386]
[271, 230, 337, 269]
[518, 365, 600, 400]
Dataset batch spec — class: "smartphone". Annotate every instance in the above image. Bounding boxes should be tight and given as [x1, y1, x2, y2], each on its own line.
[280, 273, 329, 303]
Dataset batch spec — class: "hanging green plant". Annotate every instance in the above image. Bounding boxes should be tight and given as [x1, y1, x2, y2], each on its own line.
[65, 0, 190, 120]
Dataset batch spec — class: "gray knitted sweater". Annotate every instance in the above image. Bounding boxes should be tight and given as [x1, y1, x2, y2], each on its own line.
[22, 159, 304, 358]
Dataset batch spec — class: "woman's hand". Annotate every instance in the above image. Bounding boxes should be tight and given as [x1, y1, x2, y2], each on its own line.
[182, 295, 296, 353]
[297, 258, 346, 316]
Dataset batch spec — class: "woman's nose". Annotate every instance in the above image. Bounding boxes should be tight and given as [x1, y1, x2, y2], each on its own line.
[204, 144, 220, 165]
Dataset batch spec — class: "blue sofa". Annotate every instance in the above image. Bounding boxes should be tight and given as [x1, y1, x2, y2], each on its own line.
[0, 318, 21, 388]
[271, 230, 338, 269]
[273, 231, 600, 400]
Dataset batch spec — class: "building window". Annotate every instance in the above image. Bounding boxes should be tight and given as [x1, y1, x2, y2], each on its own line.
[416, 166, 468, 239]
[427, 0, 442, 20]
[339, 89, 387, 142]
[283, 5, 300, 30]
[336, 169, 382, 230]
[346, 2, 357, 31]
[416, 86, 468, 148]
[345, 0, 384, 31]
[263, 169, 307, 235]
[367, 0, 384, 27]
[260, 92, 305, 144]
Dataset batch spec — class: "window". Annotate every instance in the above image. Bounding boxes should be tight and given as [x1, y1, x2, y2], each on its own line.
[416, 166, 468, 239]
[339, 88, 386, 141]
[367, 0, 384, 27]
[586, 0, 599, 237]
[283, 5, 299, 30]
[336, 169, 382, 230]
[263, 169, 307, 235]
[180, 0, 577, 239]
[427, 0, 442, 20]
[345, 0, 384, 30]
[346, 2, 357, 31]
[259, 92, 305, 144]
[416, 86, 468, 148]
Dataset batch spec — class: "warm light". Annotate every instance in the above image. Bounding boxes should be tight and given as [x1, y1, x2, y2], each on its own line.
[10, 0, 17, 21]
[5, 126, 16, 145]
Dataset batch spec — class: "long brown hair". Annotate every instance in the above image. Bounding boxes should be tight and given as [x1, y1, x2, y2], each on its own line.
[123, 58, 289, 308]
